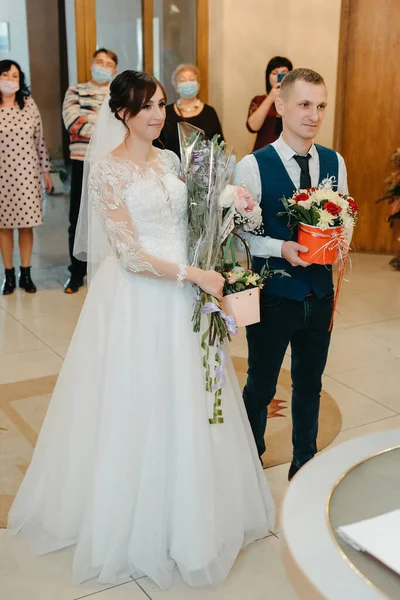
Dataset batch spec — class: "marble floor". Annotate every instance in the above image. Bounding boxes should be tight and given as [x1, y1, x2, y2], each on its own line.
[1, 195, 400, 599]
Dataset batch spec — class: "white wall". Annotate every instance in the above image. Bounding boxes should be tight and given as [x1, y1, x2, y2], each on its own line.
[209, 0, 342, 159]
[0, 0, 30, 83]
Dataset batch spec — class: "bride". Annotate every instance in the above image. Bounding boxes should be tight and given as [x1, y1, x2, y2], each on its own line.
[8, 70, 275, 590]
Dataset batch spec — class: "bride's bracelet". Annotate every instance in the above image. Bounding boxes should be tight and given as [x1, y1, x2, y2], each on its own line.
[177, 264, 188, 288]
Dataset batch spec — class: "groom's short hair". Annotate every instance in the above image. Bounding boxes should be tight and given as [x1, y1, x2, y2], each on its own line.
[280, 68, 325, 97]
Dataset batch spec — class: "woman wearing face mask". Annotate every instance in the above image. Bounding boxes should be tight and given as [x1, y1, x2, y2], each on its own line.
[62, 48, 118, 294]
[247, 56, 293, 151]
[157, 63, 224, 158]
[0, 60, 52, 295]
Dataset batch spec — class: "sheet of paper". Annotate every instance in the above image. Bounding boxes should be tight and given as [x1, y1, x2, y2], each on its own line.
[337, 509, 400, 576]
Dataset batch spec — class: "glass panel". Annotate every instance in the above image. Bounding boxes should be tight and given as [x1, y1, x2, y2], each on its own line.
[96, 0, 143, 73]
[0, 22, 10, 52]
[153, 0, 197, 103]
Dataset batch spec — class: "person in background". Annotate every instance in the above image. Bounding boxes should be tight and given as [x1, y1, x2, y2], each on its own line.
[0, 60, 52, 295]
[62, 48, 118, 293]
[247, 56, 293, 151]
[158, 63, 224, 158]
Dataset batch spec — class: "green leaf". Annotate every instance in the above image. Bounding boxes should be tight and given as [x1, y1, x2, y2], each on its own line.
[295, 205, 313, 224]
[310, 207, 321, 226]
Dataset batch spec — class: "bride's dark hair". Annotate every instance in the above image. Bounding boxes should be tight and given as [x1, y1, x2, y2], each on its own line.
[109, 70, 166, 132]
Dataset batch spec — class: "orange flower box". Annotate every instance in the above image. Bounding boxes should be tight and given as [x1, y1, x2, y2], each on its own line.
[298, 223, 344, 265]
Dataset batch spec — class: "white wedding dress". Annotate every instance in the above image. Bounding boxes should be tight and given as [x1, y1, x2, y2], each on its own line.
[8, 149, 275, 590]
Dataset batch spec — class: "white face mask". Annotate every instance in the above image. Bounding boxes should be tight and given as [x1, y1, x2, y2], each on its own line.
[0, 80, 20, 95]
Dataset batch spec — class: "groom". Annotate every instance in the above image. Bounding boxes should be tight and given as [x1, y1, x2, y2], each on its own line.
[233, 68, 349, 480]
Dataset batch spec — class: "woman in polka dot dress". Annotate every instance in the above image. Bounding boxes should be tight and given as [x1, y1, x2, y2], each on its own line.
[0, 60, 52, 295]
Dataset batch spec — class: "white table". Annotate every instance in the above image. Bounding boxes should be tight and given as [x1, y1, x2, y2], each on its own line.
[280, 429, 400, 599]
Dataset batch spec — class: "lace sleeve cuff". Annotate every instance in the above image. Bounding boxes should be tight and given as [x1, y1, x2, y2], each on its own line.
[177, 264, 187, 287]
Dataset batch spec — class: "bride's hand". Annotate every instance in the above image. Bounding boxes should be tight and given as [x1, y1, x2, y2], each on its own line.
[194, 269, 225, 301]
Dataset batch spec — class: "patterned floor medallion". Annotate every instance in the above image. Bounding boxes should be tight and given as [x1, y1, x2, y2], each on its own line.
[0, 361, 342, 528]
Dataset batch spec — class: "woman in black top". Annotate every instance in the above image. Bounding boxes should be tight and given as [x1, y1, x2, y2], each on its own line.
[247, 56, 293, 151]
[158, 64, 224, 158]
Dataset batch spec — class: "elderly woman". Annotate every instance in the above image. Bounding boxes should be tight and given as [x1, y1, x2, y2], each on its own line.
[0, 60, 52, 295]
[247, 56, 293, 151]
[158, 63, 224, 157]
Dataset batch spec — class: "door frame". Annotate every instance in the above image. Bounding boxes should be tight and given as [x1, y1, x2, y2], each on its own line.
[333, 0, 351, 153]
[74, 0, 96, 83]
[74, 0, 209, 103]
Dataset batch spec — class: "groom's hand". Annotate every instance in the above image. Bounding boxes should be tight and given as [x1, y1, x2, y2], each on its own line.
[281, 241, 311, 267]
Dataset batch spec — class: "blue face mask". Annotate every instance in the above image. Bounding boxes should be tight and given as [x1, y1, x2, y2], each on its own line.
[91, 65, 113, 84]
[177, 81, 199, 99]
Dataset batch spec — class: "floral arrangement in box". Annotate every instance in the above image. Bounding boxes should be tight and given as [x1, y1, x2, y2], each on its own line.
[279, 180, 359, 330]
[218, 185, 288, 326]
[220, 261, 287, 327]
[279, 181, 359, 265]
[222, 264, 268, 294]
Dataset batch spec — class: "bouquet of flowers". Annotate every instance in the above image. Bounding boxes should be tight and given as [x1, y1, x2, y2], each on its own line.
[219, 184, 264, 235]
[279, 180, 359, 264]
[179, 122, 236, 340]
[179, 122, 277, 423]
[179, 122, 237, 423]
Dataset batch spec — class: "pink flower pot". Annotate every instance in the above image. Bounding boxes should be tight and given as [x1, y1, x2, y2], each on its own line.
[221, 287, 260, 327]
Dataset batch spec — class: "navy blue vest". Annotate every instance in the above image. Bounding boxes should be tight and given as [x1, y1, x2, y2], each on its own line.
[252, 144, 338, 300]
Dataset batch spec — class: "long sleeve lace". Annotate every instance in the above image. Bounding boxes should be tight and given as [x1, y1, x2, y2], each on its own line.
[89, 159, 187, 281]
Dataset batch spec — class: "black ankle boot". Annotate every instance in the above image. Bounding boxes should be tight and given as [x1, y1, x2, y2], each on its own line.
[1, 267, 16, 295]
[19, 266, 37, 293]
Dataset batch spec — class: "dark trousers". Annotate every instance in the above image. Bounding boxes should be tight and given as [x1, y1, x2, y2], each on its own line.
[68, 160, 87, 279]
[243, 292, 333, 468]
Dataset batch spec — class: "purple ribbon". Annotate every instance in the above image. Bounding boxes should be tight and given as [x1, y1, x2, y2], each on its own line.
[200, 301, 238, 392]
[201, 301, 238, 336]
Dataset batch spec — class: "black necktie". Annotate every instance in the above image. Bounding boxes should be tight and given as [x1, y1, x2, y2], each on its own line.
[293, 154, 311, 189]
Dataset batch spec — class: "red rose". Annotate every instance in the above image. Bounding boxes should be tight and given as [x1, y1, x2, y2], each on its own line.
[347, 198, 359, 213]
[325, 201, 342, 216]
[294, 192, 310, 203]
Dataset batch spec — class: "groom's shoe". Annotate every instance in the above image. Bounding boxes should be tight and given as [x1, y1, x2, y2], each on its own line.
[288, 462, 300, 481]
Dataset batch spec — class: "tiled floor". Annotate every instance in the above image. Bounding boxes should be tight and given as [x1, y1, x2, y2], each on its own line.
[1, 196, 400, 598]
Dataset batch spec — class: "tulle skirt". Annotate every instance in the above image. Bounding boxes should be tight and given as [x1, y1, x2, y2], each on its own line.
[8, 257, 275, 589]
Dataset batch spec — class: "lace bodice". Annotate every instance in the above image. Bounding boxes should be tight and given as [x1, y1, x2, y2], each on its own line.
[89, 149, 188, 276]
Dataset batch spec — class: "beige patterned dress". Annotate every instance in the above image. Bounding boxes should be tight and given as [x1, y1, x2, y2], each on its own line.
[0, 96, 51, 228]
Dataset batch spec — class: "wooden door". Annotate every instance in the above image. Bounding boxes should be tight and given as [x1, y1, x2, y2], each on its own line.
[334, 0, 400, 253]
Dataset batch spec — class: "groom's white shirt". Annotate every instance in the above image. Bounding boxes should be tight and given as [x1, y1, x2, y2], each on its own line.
[232, 134, 349, 259]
